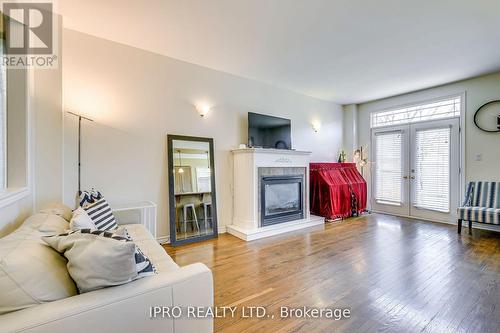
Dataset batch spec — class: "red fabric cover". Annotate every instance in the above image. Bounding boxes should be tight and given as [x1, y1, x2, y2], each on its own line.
[310, 163, 367, 219]
[341, 165, 367, 215]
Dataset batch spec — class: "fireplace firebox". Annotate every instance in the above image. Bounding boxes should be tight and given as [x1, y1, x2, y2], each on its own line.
[260, 175, 304, 227]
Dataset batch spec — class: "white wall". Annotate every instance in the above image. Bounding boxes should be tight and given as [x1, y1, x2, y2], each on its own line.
[62, 29, 343, 240]
[342, 104, 358, 161]
[343, 71, 500, 209]
[33, 67, 63, 211]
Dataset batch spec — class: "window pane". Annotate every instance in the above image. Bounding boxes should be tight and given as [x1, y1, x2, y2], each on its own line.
[414, 127, 450, 212]
[375, 132, 402, 204]
[196, 167, 211, 192]
[371, 97, 461, 128]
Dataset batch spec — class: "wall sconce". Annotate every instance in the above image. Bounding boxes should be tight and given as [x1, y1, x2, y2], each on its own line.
[311, 120, 321, 133]
[196, 105, 211, 117]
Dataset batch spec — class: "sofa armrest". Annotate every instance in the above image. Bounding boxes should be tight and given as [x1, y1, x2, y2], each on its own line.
[0, 263, 213, 333]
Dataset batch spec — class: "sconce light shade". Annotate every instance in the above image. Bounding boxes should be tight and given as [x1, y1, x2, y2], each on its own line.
[196, 105, 211, 117]
[311, 120, 321, 133]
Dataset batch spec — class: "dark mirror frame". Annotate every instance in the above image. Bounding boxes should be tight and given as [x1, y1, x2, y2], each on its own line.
[167, 135, 218, 246]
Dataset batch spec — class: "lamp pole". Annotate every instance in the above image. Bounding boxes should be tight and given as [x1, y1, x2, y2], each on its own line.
[66, 111, 93, 193]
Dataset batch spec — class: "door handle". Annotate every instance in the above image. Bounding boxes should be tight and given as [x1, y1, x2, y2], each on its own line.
[410, 176, 415, 180]
[403, 176, 408, 179]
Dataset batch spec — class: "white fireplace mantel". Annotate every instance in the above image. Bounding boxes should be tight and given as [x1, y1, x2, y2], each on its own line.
[227, 148, 324, 241]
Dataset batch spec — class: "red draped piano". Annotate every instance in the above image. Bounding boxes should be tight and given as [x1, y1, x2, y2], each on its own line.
[310, 163, 367, 219]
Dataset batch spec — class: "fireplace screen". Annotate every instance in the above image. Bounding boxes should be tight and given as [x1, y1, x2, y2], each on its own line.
[261, 175, 304, 226]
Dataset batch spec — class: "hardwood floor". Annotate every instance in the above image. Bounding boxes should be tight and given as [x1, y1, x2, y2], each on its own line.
[163, 214, 500, 333]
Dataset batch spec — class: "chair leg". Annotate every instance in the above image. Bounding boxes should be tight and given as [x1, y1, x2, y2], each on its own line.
[182, 206, 187, 235]
[468, 220, 472, 234]
[203, 204, 208, 234]
[457, 219, 462, 234]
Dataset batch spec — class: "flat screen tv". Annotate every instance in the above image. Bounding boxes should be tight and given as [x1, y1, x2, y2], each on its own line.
[248, 112, 292, 150]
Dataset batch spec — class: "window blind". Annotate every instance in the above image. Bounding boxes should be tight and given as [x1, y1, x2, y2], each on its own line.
[375, 131, 403, 205]
[414, 127, 450, 212]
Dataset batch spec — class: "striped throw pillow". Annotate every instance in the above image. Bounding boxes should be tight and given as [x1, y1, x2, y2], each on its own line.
[83, 198, 118, 231]
[79, 189, 103, 208]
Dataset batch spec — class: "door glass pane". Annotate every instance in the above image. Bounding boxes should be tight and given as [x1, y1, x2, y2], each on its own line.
[414, 127, 450, 212]
[375, 131, 403, 205]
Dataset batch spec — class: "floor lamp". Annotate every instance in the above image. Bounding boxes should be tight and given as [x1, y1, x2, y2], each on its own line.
[67, 111, 94, 203]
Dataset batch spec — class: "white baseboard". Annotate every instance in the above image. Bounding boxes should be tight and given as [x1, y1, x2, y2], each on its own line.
[371, 211, 500, 233]
[156, 225, 227, 245]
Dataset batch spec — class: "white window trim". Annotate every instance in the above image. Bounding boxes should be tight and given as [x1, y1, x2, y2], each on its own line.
[0, 67, 34, 209]
[0, 187, 30, 208]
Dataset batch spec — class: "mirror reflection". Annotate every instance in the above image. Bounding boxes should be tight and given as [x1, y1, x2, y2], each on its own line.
[168, 136, 217, 245]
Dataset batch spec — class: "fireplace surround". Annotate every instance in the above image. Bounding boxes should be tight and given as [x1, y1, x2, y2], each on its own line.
[227, 148, 324, 241]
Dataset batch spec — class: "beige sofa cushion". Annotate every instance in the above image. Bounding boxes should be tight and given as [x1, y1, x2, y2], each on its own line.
[0, 213, 78, 315]
[43, 230, 139, 293]
[39, 203, 73, 222]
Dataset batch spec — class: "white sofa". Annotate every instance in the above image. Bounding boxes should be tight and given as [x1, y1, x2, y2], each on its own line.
[0, 207, 213, 333]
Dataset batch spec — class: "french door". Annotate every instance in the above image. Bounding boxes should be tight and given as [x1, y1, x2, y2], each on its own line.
[371, 118, 460, 223]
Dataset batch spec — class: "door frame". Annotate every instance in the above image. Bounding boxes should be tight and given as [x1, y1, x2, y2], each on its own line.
[369, 92, 466, 225]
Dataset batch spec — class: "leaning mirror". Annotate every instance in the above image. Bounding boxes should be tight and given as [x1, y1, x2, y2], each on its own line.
[167, 135, 218, 245]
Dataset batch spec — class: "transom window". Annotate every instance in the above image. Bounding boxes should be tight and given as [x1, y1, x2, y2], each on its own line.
[370, 96, 461, 128]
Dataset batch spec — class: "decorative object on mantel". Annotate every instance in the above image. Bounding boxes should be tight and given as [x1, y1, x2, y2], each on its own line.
[310, 163, 367, 221]
[66, 111, 94, 206]
[274, 157, 293, 164]
[473, 100, 500, 133]
[353, 146, 368, 177]
[337, 150, 347, 163]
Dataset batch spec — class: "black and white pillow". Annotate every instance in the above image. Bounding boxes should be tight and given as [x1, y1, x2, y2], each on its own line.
[79, 189, 103, 208]
[69, 228, 127, 240]
[83, 198, 118, 231]
[123, 228, 157, 277]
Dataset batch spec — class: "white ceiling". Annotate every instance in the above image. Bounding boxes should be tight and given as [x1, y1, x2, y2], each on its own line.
[59, 0, 500, 104]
